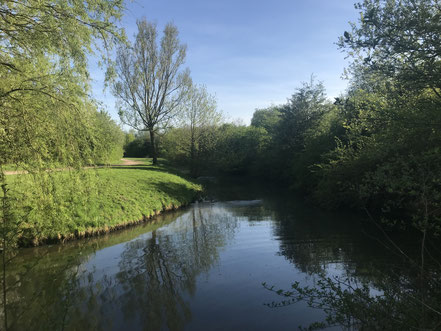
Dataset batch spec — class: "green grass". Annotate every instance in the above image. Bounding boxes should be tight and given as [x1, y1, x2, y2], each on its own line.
[5, 159, 201, 246]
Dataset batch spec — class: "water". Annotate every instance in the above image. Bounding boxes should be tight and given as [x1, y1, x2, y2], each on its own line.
[3, 182, 416, 330]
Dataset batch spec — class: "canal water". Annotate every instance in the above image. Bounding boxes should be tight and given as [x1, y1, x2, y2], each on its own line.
[4, 181, 410, 330]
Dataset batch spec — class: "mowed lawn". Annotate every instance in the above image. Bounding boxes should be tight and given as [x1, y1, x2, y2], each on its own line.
[4, 159, 201, 245]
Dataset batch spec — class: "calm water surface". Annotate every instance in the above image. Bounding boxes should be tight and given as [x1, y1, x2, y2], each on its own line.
[7, 182, 401, 330]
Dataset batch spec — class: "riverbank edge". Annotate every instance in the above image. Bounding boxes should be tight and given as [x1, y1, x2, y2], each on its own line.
[45, 200, 196, 246]
[20, 191, 201, 248]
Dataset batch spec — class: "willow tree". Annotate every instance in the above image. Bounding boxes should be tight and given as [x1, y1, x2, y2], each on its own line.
[113, 18, 191, 165]
[1, 0, 125, 170]
[0, 1, 124, 329]
[0, 0, 125, 234]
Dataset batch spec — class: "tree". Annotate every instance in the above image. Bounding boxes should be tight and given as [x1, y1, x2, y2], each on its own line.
[113, 18, 192, 165]
[272, 79, 331, 184]
[1, 0, 125, 170]
[250, 106, 282, 135]
[91, 110, 125, 164]
[213, 124, 269, 175]
[277, 79, 328, 152]
[339, 0, 441, 98]
[0, 1, 125, 329]
[321, 0, 441, 214]
[177, 85, 222, 176]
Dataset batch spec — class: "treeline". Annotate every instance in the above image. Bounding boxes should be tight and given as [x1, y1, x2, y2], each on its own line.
[160, 0, 441, 236]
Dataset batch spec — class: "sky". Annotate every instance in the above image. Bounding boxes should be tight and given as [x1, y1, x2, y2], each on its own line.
[89, 0, 360, 125]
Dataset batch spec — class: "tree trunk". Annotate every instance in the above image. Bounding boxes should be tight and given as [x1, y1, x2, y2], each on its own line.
[190, 134, 197, 177]
[1, 173, 9, 331]
[149, 130, 157, 165]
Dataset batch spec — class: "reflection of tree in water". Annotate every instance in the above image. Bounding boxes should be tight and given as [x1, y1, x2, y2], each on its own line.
[3, 203, 238, 330]
[115, 204, 237, 330]
[220, 197, 367, 275]
[1, 241, 103, 331]
[215, 186, 441, 329]
[239, 195, 394, 276]
[259, 196, 441, 329]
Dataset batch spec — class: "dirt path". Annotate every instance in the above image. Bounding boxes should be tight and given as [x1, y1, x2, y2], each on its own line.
[4, 158, 144, 175]
[4, 169, 27, 175]
[118, 158, 143, 166]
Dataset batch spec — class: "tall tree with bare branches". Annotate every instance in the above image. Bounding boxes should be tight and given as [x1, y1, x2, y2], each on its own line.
[113, 18, 191, 164]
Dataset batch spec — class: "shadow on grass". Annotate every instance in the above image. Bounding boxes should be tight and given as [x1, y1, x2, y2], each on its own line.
[108, 162, 193, 179]
[108, 165, 160, 171]
[149, 181, 200, 204]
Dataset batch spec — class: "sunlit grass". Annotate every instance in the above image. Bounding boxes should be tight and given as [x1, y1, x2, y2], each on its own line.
[5, 161, 201, 246]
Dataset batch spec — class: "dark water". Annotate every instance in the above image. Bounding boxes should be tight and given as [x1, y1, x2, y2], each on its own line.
[4, 181, 414, 330]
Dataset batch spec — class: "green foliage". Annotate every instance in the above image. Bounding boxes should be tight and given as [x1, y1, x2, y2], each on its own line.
[1, 0, 125, 170]
[315, 73, 441, 214]
[251, 106, 282, 135]
[213, 124, 269, 175]
[309, 0, 441, 217]
[162, 127, 197, 167]
[290, 104, 345, 192]
[245, 80, 340, 185]
[164, 85, 223, 176]
[123, 131, 151, 158]
[163, 123, 269, 176]
[313, 89, 389, 208]
[91, 111, 125, 164]
[276, 79, 329, 154]
[339, 0, 441, 97]
[0, 0, 124, 67]
[283, 81, 334, 186]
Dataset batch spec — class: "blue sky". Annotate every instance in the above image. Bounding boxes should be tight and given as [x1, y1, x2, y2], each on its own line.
[90, 0, 360, 125]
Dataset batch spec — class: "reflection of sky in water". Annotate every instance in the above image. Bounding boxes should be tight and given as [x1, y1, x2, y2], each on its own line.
[9, 199, 393, 330]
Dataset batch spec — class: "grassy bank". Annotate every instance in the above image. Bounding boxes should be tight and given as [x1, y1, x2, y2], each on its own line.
[4, 158, 201, 246]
